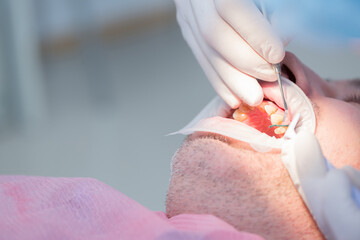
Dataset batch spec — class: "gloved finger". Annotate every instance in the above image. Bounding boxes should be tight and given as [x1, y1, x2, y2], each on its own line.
[209, 52, 264, 106]
[180, 9, 264, 106]
[294, 131, 328, 181]
[215, 0, 285, 64]
[323, 169, 360, 240]
[177, 14, 240, 108]
[343, 166, 360, 189]
[191, 0, 277, 81]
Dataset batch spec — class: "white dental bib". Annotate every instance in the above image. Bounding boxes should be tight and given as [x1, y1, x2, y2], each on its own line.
[171, 78, 316, 152]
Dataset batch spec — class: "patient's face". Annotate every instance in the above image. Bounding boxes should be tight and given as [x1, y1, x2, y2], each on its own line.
[166, 53, 360, 240]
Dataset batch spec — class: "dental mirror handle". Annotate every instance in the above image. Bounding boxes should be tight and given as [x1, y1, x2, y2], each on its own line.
[260, 1, 288, 123]
[274, 64, 288, 122]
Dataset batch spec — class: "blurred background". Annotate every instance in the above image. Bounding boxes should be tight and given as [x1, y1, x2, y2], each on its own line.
[0, 0, 359, 211]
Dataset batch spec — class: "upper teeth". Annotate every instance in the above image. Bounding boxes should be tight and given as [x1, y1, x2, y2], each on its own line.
[271, 114, 284, 125]
[262, 78, 316, 136]
[265, 105, 277, 115]
[233, 110, 248, 122]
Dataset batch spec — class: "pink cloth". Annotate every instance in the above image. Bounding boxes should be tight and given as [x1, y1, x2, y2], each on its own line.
[0, 176, 263, 240]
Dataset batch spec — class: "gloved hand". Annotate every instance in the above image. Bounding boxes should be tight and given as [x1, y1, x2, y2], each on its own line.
[174, 0, 285, 108]
[292, 131, 360, 240]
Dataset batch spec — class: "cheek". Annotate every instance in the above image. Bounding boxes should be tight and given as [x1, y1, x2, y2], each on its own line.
[314, 98, 360, 169]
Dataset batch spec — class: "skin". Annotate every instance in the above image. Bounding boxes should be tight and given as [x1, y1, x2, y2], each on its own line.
[166, 52, 360, 240]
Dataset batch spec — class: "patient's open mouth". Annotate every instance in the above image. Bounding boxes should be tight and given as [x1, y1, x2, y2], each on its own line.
[230, 99, 290, 138]
[172, 57, 316, 152]
[229, 63, 301, 139]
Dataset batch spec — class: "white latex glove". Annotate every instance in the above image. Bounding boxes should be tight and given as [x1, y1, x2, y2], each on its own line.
[174, 0, 285, 108]
[291, 131, 360, 240]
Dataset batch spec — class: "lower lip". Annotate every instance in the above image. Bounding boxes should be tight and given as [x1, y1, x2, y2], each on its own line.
[231, 100, 290, 138]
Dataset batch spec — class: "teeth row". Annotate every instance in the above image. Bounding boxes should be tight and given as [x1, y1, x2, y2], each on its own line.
[232, 103, 287, 136]
[233, 104, 285, 125]
[269, 110, 287, 135]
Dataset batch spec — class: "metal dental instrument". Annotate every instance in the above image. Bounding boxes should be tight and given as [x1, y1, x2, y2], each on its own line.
[274, 63, 288, 122]
[260, 1, 288, 123]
